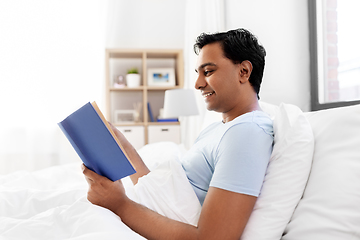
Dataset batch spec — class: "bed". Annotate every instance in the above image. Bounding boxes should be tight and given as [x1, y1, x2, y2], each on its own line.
[1, 102, 359, 240]
[0, 141, 201, 240]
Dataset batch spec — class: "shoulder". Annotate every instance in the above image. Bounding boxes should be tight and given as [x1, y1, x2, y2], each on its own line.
[195, 111, 273, 146]
[224, 111, 273, 138]
[214, 111, 274, 159]
[194, 121, 222, 143]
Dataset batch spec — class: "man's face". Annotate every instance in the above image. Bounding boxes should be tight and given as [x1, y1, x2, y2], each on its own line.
[195, 42, 242, 114]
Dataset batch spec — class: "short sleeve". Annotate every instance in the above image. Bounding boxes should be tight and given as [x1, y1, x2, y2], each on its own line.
[209, 122, 273, 197]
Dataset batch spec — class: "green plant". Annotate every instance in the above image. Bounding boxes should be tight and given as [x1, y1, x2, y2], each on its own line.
[127, 67, 139, 74]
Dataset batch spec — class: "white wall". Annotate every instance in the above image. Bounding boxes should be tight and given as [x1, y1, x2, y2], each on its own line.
[106, 0, 186, 49]
[0, 0, 106, 174]
[109, 0, 310, 111]
[225, 0, 310, 111]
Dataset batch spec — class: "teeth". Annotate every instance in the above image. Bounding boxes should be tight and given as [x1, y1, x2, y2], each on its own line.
[203, 92, 214, 97]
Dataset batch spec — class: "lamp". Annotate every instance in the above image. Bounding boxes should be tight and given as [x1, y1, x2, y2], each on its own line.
[163, 89, 199, 118]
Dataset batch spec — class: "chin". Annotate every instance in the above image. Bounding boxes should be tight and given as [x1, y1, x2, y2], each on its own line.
[206, 105, 218, 112]
[205, 104, 214, 111]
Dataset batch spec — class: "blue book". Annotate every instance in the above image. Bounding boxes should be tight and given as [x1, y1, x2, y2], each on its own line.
[147, 102, 154, 122]
[157, 118, 178, 122]
[58, 102, 136, 181]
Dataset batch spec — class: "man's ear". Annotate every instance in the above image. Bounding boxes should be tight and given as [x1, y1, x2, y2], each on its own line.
[239, 60, 253, 83]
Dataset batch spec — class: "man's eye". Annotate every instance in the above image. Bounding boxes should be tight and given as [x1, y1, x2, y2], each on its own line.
[204, 70, 213, 76]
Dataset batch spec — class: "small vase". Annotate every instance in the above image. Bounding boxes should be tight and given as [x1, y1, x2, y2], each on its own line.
[126, 74, 141, 87]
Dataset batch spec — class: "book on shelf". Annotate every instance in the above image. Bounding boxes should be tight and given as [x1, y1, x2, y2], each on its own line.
[58, 102, 136, 181]
[157, 118, 179, 122]
[147, 102, 154, 122]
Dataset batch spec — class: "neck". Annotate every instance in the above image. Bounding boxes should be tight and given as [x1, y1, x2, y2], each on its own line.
[222, 98, 261, 123]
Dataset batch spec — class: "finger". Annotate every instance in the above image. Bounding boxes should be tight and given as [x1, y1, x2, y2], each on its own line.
[81, 163, 86, 172]
[108, 122, 124, 136]
[82, 164, 112, 185]
[83, 171, 95, 185]
[82, 164, 98, 183]
[108, 122, 117, 132]
[84, 176, 94, 186]
[82, 164, 95, 176]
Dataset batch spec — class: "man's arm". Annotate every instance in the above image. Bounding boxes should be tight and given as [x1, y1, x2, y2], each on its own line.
[109, 122, 150, 184]
[83, 166, 256, 240]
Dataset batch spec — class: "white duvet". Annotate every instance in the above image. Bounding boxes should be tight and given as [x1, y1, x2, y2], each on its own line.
[0, 142, 201, 240]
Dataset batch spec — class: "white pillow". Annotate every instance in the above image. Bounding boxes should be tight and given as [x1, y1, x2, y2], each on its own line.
[282, 104, 360, 240]
[241, 103, 314, 240]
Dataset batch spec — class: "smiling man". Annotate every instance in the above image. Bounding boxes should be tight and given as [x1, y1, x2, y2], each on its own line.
[83, 28, 274, 239]
[181, 28, 273, 207]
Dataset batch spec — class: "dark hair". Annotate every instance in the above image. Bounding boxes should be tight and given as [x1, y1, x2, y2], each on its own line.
[194, 28, 266, 99]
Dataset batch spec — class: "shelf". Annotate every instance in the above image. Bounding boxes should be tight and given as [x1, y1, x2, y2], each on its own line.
[107, 49, 143, 59]
[110, 86, 182, 91]
[114, 122, 145, 127]
[110, 86, 145, 91]
[146, 122, 180, 126]
[146, 86, 182, 90]
[105, 48, 184, 147]
[114, 121, 180, 127]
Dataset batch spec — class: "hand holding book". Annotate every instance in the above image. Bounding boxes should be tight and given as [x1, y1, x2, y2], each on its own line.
[58, 102, 136, 181]
[107, 121, 151, 185]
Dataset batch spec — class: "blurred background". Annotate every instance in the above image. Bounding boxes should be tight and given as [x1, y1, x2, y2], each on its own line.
[1, 0, 358, 174]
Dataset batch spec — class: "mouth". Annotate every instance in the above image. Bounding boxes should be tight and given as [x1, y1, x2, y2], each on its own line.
[202, 91, 215, 98]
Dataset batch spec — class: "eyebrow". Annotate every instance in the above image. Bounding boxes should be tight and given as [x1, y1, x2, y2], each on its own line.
[195, 62, 217, 73]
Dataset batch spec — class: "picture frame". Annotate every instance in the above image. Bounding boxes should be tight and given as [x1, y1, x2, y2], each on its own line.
[147, 68, 175, 87]
[114, 109, 136, 124]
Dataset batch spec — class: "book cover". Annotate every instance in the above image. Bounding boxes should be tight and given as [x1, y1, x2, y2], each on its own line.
[58, 102, 136, 181]
[147, 102, 154, 122]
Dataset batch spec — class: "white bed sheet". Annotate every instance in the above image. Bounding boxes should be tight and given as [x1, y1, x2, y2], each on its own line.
[0, 142, 201, 240]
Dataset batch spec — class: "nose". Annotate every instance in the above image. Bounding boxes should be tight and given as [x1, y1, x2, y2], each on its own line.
[195, 73, 207, 90]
